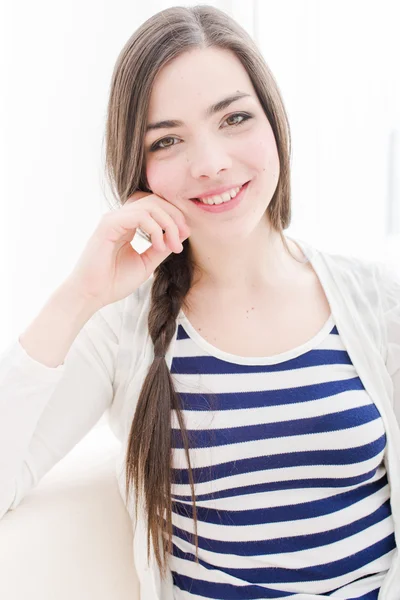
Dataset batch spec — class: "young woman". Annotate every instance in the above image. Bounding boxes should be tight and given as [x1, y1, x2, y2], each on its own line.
[1, 5, 400, 600]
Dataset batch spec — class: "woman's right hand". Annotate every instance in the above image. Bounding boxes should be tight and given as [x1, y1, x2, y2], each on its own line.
[65, 191, 191, 310]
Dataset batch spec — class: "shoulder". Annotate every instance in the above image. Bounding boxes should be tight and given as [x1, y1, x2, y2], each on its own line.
[311, 241, 400, 313]
[298, 237, 381, 287]
[371, 260, 400, 313]
[295, 236, 375, 273]
[296, 236, 400, 316]
[317, 245, 379, 278]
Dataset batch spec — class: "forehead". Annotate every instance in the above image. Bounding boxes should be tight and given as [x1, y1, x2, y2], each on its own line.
[147, 47, 255, 120]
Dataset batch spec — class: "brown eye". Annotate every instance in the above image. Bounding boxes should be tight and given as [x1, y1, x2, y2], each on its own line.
[226, 114, 243, 126]
[150, 136, 180, 152]
[222, 112, 252, 128]
[159, 137, 175, 148]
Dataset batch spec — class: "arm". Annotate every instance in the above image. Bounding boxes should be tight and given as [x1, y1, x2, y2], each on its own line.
[0, 282, 123, 519]
[19, 280, 100, 368]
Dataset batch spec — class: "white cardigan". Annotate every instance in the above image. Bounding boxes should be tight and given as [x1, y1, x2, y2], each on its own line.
[1, 235, 400, 599]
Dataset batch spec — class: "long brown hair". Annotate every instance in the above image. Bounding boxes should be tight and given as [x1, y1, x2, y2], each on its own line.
[104, 4, 303, 578]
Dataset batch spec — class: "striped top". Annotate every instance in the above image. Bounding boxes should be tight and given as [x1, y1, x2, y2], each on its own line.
[165, 310, 396, 599]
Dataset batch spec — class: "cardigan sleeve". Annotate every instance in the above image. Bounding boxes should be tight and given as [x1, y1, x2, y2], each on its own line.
[0, 299, 124, 521]
[378, 261, 400, 427]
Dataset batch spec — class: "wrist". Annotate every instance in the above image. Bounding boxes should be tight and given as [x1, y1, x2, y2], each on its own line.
[55, 278, 102, 320]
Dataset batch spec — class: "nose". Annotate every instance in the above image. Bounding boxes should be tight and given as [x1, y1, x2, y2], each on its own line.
[187, 136, 233, 179]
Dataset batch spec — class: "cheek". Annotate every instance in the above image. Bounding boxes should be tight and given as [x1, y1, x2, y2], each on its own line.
[246, 127, 279, 165]
[146, 159, 179, 199]
[248, 130, 280, 184]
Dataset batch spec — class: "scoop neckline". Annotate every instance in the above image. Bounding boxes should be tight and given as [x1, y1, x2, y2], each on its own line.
[178, 307, 335, 365]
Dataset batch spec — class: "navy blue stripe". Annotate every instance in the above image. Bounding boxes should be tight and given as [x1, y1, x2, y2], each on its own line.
[169, 500, 391, 555]
[172, 404, 381, 449]
[172, 571, 294, 598]
[171, 348, 351, 375]
[176, 377, 365, 411]
[172, 533, 395, 586]
[171, 470, 384, 502]
[172, 435, 387, 484]
[172, 474, 387, 525]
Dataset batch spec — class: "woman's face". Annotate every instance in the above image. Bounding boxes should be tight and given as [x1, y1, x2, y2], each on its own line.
[144, 47, 280, 241]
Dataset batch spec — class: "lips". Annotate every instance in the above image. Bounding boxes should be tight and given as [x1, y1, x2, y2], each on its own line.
[190, 181, 248, 201]
[189, 180, 250, 213]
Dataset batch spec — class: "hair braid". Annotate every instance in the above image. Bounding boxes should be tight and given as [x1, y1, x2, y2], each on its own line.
[125, 240, 201, 576]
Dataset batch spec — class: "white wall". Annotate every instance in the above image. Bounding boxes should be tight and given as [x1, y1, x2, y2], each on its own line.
[254, 0, 400, 262]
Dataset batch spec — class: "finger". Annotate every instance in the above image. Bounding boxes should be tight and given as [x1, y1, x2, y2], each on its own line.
[127, 193, 190, 238]
[146, 208, 183, 253]
[110, 210, 166, 252]
[132, 214, 167, 252]
[139, 243, 173, 275]
[156, 201, 191, 238]
[128, 211, 182, 253]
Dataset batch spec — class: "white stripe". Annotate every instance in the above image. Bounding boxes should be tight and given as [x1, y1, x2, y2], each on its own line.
[171, 363, 359, 395]
[171, 460, 387, 497]
[171, 389, 372, 430]
[172, 514, 394, 573]
[262, 551, 395, 595]
[169, 548, 394, 597]
[171, 484, 390, 541]
[329, 571, 385, 597]
[178, 467, 385, 511]
[171, 419, 385, 470]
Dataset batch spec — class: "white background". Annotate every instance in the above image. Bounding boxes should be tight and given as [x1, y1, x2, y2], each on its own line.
[1, 0, 399, 349]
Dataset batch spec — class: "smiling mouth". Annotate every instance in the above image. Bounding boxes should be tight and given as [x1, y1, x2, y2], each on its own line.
[190, 181, 249, 205]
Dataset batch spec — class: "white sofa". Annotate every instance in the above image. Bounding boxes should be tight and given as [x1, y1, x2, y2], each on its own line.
[0, 417, 140, 599]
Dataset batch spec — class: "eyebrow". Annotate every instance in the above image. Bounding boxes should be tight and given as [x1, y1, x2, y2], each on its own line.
[146, 91, 252, 133]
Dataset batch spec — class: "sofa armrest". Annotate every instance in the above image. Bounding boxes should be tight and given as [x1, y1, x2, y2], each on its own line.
[0, 419, 140, 600]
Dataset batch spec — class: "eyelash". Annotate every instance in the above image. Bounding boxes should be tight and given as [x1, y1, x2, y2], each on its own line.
[149, 112, 253, 152]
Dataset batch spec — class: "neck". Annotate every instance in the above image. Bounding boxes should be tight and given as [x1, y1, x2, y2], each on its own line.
[187, 220, 305, 294]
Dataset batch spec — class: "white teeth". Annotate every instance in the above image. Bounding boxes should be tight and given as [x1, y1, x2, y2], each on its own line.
[198, 185, 242, 205]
